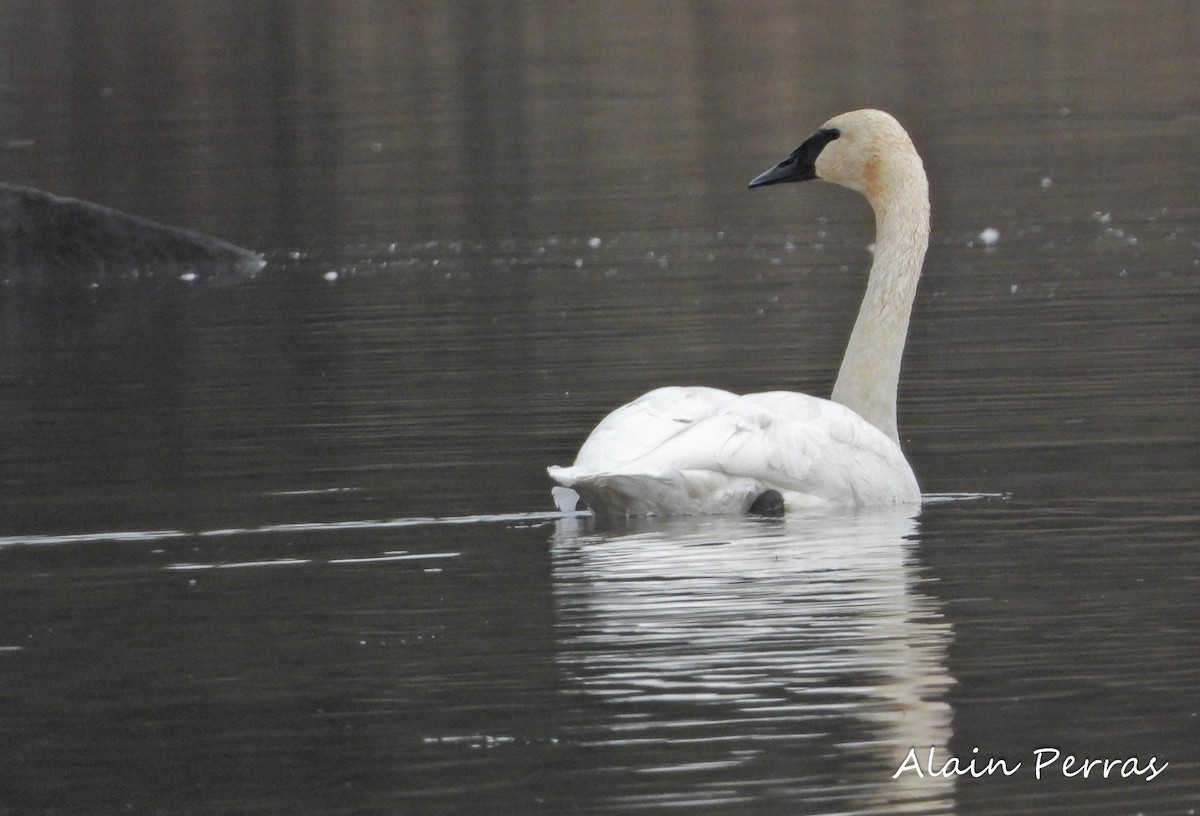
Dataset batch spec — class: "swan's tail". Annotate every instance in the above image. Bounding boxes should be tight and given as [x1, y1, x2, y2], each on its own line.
[548, 465, 760, 517]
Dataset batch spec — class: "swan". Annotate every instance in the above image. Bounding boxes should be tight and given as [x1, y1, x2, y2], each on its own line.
[548, 109, 929, 517]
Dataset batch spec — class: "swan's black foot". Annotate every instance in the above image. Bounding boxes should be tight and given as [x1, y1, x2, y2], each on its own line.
[748, 489, 784, 517]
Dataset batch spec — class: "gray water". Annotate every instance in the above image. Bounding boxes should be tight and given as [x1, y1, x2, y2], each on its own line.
[1, 2, 1198, 814]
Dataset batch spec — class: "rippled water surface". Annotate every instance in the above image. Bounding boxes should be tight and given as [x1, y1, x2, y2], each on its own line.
[1, 2, 1198, 814]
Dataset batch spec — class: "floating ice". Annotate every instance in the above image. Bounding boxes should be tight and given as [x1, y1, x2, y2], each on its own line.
[168, 558, 312, 571]
[1, 510, 568, 551]
[327, 552, 459, 565]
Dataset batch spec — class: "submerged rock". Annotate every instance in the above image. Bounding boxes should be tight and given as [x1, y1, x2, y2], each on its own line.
[0, 182, 264, 289]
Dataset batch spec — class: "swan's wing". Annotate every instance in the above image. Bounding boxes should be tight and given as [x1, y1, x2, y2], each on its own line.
[618, 391, 832, 483]
[568, 385, 739, 472]
[712, 392, 916, 504]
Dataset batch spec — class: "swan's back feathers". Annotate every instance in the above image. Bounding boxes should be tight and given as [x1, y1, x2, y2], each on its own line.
[549, 387, 919, 516]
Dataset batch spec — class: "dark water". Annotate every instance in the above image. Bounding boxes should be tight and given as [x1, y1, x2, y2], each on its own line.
[1, 2, 1198, 814]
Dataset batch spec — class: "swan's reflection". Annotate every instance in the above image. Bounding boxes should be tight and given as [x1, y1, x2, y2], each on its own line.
[551, 507, 955, 814]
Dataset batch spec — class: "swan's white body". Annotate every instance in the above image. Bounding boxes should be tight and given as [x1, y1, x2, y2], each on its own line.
[549, 110, 929, 517]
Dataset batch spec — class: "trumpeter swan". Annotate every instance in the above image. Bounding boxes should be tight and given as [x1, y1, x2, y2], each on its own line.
[549, 109, 928, 517]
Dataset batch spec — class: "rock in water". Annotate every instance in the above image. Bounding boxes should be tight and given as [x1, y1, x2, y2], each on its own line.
[0, 183, 265, 288]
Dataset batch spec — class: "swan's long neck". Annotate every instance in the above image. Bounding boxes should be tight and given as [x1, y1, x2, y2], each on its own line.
[829, 155, 929, 443]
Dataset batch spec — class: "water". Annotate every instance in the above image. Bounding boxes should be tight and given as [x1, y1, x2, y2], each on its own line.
[1, 2, 1198, 814]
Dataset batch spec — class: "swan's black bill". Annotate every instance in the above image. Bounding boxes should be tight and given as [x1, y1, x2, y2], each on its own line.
[748, 127, 841, 188]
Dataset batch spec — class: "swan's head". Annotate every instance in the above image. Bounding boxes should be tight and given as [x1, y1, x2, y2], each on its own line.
[748, 109, 920, 203]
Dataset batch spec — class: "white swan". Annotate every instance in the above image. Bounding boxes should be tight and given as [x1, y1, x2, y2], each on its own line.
[549, 109, 929, 517]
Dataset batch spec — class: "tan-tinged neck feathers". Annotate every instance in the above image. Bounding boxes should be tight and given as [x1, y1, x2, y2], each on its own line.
[824, 113, 930, 442]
